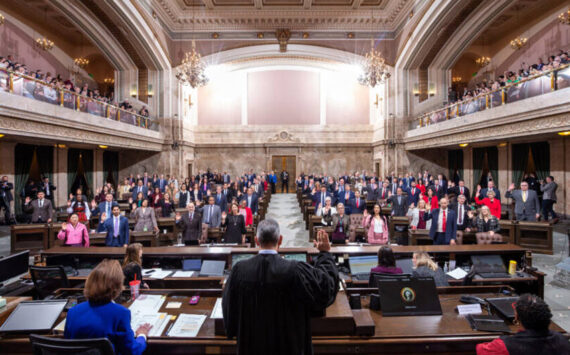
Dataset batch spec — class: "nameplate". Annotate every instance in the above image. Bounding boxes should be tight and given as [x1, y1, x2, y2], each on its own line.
[457, 304, 482, 316]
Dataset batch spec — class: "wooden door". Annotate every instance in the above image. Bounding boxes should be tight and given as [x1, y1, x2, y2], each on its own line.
[271, 156, 296, 193]
[187, 163, 193, 179]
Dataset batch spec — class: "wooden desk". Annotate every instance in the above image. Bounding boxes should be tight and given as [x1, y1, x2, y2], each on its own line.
[516, 221, 553, 255]
[389, 216, 409, 243]
[499, 220, 516, 244]
[10, 224, 49, 254]
[408, 229, 432, 245]
[309, 215, 323, 241]
[131, 231, 158, 247]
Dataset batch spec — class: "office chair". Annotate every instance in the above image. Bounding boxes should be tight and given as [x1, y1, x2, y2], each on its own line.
[30, 266, 70, 300]
[29, 334, 115, 355]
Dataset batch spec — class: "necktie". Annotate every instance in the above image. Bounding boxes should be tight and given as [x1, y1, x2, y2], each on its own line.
[522, 191, 527, 202]
[442, 210, 447, 232]
[382, 189, 385, 198]
[114, 217, 119, 237]
[189, 213, 193, 221]
[412, 188, 415, 195]
[45, 184, 49, 196]
[460, 187, 464, 194]
[356, 199, 359, 208]
[398, 196, 401, 204]
[40, 199, 43, 208]
[459, 205, 463, 224]
[321, 193, 325, 206]
[345, 192, 349, 200]
[106, 202, 110, 216]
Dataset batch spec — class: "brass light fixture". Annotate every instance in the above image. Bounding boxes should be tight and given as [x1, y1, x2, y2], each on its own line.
[0, 13, 5, 25]
[452, 76, 462, 83]
[475, 56, 491, 67]
[35, 37, 54, 51]
[559, 8, 570, 24]
[74, 57, 89, 68]
[358, 10, 391, 88]
[175, 7, 208, 88]
[510, 6, 528, 50]
[558, 131, 570, 136]
[459, 143, 469, 147]
[104, 78, 115, 84]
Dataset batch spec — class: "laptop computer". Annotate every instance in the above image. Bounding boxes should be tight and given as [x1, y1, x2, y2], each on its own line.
[486, 297, 518, 322]
[182, 259, 202, 271]
[470, 255, 511, 278]
[0, 300, 67, 333]
[377, 276, 442, 316]
[348, 255, 377, 281]
[199, 260, 226, 277]
[396, 258, 414, 274]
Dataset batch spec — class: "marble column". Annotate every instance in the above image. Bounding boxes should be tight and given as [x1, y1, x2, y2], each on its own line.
[53, 146, 68, 206]
[93, 150, 104, 193]
[463, 147, 473, 192]
[0, 141, 16, 211]
[550, 137, 567, 217]
[498, 144, 508, 198]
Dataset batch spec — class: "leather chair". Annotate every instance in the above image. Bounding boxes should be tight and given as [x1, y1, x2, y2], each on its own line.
[476, 232, 503, 244]
[349, 214, 365, 242]
[29, 334, 114, 355]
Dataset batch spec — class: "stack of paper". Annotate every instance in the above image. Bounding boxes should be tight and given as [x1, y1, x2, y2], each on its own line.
[131, 312, 170, 337]
[210, 298, 223, 319]
[167, 314, 207, 338]
[142, 269, 172, 279]
[171, 271, 196, 278]
[129, 295, 166, 315]
[447, 268, 468, 280]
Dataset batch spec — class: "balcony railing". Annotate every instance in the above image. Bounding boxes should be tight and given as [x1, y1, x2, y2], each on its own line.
[0, 68, 158, 131]
[412, 64, 570, 130]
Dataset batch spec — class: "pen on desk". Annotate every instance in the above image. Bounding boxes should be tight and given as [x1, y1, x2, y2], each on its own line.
[165, 323, 174, 336]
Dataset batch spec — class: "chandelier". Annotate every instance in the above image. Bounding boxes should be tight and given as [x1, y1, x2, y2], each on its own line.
[176, 40, 208, 88]
[35, 37, 54, 51]
[475, 56, 491, 67]
[104, 78, 115, 84]
[452, 76, 462, 83]
[510, 36, 528, 50]
[0, 13, 5, 26]
[358, 40, 391, 88]
[559, 8, 570, 24]
[74, 57, 89, 68]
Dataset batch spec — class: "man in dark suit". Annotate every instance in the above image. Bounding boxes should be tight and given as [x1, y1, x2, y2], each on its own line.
[130, 180, 148, 198]
[388, 187, 408, 217]
[103, 205, 130, 247]
[280, 170, 289, 193]
[222, 172, 231, 184]
[91, 193, 119, 218]
[424, 197, 457, 245]
[23, 191, 53, 223]
[201, 196, 222, 227]
[506, 182, 541, 221]
[365, 178, 378, 201]
[337, 185, 354, 214]
[142, 172, 152, 186]
[406, 181, 421, 206]
[153, 174, 168, 193]
[432, 179, 446, 199]
[214, 186, 228, 213]
[479, 180, 501, 201]
[377, 181, 390, 201]
[0, 176, 13, 224]
[450, 194, 471, 244]
[313, 185, 332, 211]
[450, 180, 471, 202]
[241, 188, 259, 215]
[175, 202, 203, 245]
[222, 220, 338, 355]
[388, 180, 399, 196]
[348, 190, 366, 214]
[40, 177, 56, 203]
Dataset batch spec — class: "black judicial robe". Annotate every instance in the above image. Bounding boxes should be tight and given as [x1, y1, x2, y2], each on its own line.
[222, 252, 339, 355]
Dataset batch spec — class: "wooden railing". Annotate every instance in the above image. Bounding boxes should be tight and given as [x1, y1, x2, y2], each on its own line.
[412, 63, 570, 129]
[0, 68, 158, 130]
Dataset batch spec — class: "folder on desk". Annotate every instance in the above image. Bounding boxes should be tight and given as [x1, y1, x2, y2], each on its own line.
[183, 259, 202, 271]
[466, 314, 511, 333]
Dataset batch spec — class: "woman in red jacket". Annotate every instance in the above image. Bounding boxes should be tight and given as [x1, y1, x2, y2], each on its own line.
[238, 199, 253, 227]
[422, 188, 438, 211]
[474, 188, 501, 219]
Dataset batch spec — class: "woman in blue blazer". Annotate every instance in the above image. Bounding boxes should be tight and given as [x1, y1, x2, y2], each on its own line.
[64, 259, 151, 355]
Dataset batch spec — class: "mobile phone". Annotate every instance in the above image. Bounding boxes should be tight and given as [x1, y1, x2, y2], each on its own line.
[189, 296, 200, 305]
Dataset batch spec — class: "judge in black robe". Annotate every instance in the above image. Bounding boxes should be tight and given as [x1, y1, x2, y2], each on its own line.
[222, 220, 338, 355]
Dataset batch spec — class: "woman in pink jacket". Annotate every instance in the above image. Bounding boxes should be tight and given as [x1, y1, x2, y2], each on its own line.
[57, 213, 90, 247]
[362, 204, 389, 244]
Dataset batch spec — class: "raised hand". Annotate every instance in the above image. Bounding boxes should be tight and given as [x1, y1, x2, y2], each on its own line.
[509, 183, 515, 191]
[25, 197, 31, 204]
[91, 200, 97, 209]
[314, 229, 331, 252]
[61, 222, 67, 231]
[175, 212, 181, 221]
[67, 200, 72, 207]
[476, 185, 481, 192]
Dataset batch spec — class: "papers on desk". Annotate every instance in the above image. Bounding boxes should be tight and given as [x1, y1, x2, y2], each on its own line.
[167, 314, 207, 338]
[53, 318, 66, 334]
[143, 269, 172, 279]
[129, 295, 166, 315]
[210, 298, 223, 319]
[171, 271, 196, 278]
[447, 268, 468, 280]
[131, 312, 170, 337]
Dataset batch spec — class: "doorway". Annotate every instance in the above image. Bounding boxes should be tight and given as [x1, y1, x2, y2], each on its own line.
[187, 163, 193, 179]
[271, 156, 296, 193]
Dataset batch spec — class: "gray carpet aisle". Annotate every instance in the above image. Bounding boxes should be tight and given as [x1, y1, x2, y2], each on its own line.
[264, 193, 312, 248]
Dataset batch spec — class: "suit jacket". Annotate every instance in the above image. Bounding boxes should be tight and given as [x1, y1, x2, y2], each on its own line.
[222, 174, 231, 184]
[0, 181, 13, 202]
[40, 182, 56, 200]
[104, 215, 130, 246]
[540, 182, 557, 201]
[331, 214, 350, 232]
[406, 187, 421, 206]
[388, 183, 399, 196]
[64, 301, 146, 355]
[214, 193, 228, 213]
[424, 208, 457, 243]
[313, 192, 333, 210]
[133, 207, 157, 232]
[348, 198, 366, 214]
[92, 201, 119, 217]
[377, 187, 390, 200]
[131, 185, 148, 198]
[201, 204, 222, 227]
[23, 199, 53, 223]
[432, 184, 446, 199]
[240, 194, 259, 214]
[388, 194, 409, 217]
[178, 190, 191, 207]
[365, 184, 378, 201]
[451, 186, 471, 202]
[337, 191, 354, 206]
[176, 211, 202, 242]
[480, 187, 501, 201]
[153, 179, 168, 192]
[450, 203, 471, 230]
[505, 189, 540, 217]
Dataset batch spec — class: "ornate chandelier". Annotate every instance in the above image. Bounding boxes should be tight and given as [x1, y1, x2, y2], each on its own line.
[475, 56, 491, 67]
[358, 40, 391, 88]
[35, 37, 54, 51]
[510, 36, 528, 50]
[0, 13, 5, 26]
[176, 40, 208, 88]
[559, 8, 570, 25]
[74, 57, 89, 68]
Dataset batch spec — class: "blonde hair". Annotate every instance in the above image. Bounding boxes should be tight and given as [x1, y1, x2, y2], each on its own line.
[84, 259, 124, 304]
[478, 205, 491, 219]
[413, 252, 438, 271]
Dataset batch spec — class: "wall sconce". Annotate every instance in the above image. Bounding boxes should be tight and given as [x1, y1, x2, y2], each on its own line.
[184, 94, 194, 108]
[147, 85, 154, 98]
[130, 84, 137, 98]
[452, 76, 462, 83]
[413, 83, 420, 96]
[374, 93, 382, 107]
[459, 143, 469, 147]
[428, 83, 436, 97]
[98, 145, 108, 149]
